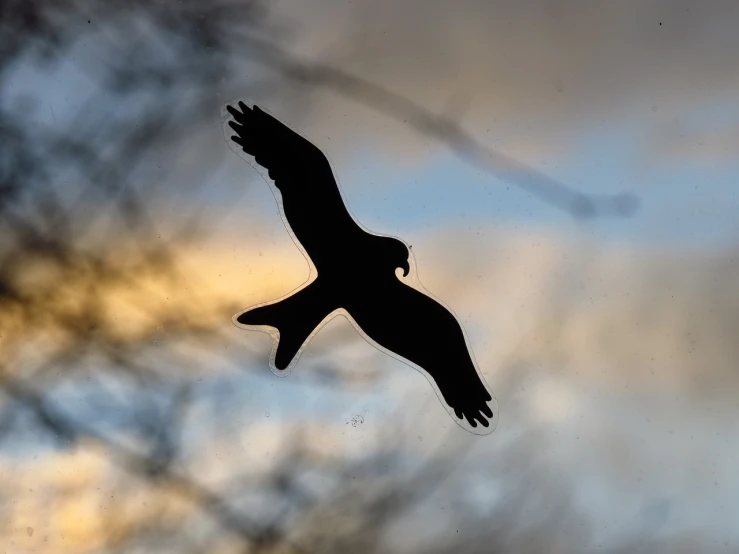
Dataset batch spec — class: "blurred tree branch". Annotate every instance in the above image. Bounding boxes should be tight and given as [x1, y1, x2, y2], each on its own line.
[0, 1, 647, 552]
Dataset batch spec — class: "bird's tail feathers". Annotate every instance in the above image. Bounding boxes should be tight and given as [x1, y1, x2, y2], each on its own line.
[234, 281, 337, 373]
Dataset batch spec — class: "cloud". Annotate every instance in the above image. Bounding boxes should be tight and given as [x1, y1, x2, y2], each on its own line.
[238, 0, 739, 166]
[4, 221, 739, 552]
[144, 220, 739, 405]
[643, 117, 739, 167]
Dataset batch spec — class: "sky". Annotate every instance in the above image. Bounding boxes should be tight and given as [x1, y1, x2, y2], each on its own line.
[3, 1, 739, 552]
[253, 0, 739, 247]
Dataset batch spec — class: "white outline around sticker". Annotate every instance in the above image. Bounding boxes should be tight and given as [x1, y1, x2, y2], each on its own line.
[222, 99, 499, 435]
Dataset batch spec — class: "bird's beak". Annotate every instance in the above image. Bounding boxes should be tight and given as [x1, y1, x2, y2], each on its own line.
[400, 260, 410, 277]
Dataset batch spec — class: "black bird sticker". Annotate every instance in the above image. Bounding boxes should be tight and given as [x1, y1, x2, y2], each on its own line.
[223, 100, 498, 435]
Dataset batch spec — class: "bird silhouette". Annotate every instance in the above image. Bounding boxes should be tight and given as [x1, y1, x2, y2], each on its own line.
[225, 101, 496, 433]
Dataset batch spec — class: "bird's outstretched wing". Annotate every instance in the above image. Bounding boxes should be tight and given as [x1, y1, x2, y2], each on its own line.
[345, 277, 496, 432]
[226, 101, 364, 270]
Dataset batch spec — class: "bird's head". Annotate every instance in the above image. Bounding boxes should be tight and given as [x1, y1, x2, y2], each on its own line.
[385, 236, 410, 277]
